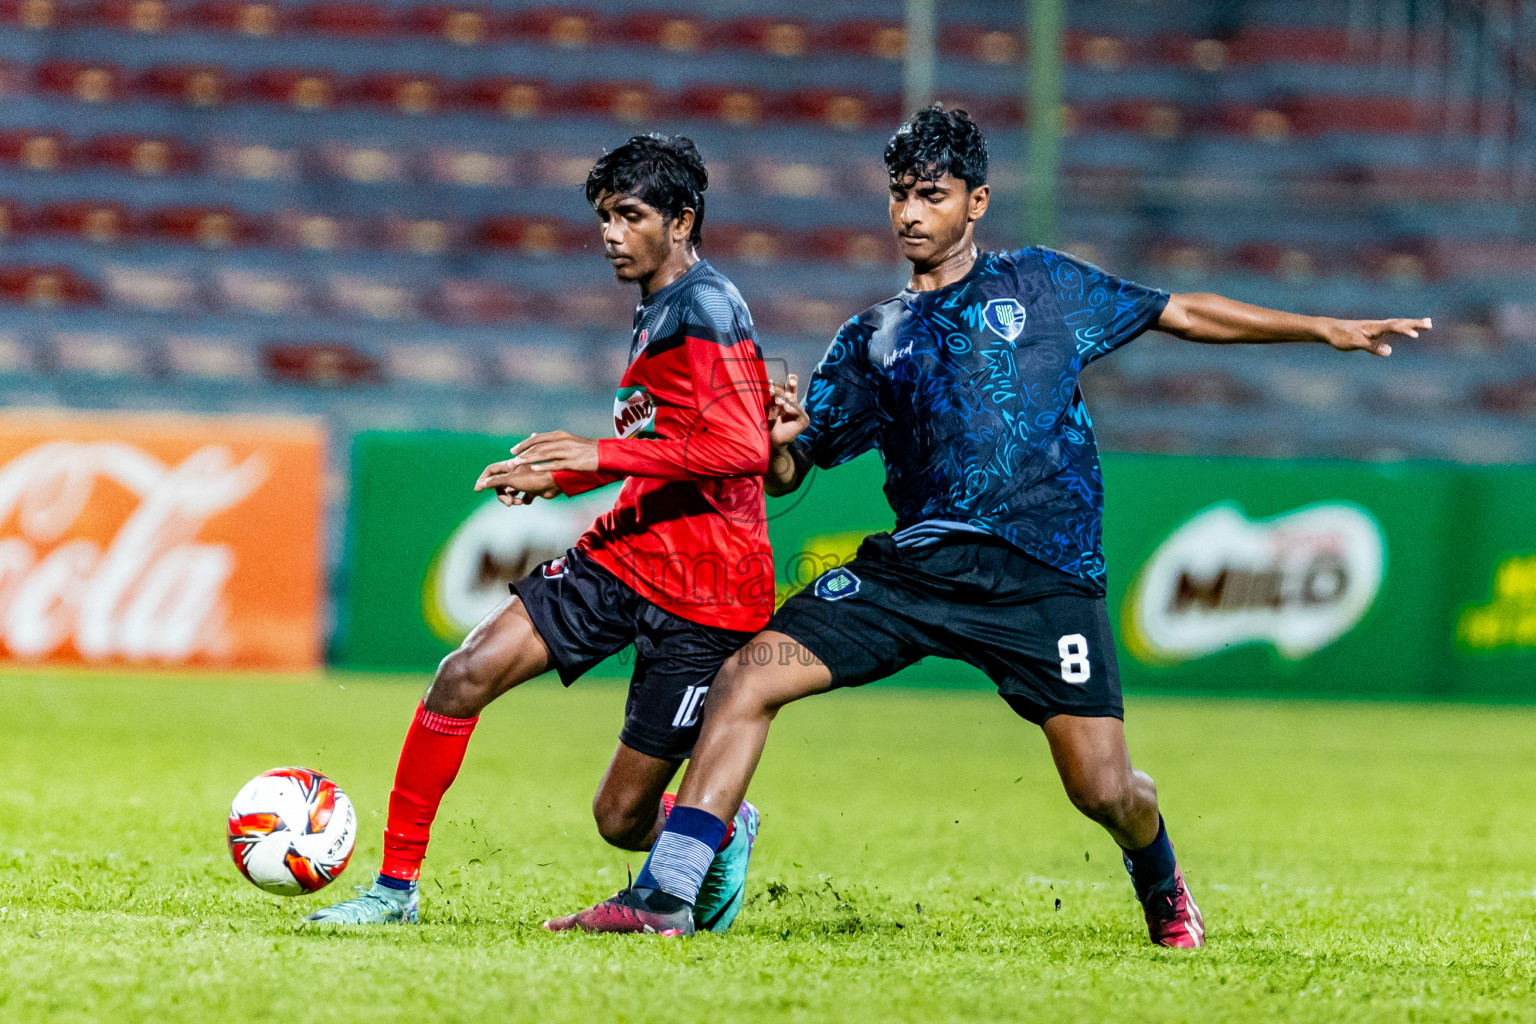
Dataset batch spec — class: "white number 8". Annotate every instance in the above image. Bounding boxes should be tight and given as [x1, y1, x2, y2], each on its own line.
[1057, 633, 1091, 684]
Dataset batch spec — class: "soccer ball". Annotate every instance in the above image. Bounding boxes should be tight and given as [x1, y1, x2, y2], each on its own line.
[227, 767, 356, 896]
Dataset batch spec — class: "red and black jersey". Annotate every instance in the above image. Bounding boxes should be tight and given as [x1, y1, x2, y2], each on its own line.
[551, 260, 773, 633]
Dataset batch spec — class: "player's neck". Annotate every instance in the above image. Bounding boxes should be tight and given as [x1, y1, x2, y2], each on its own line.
[906, 237, 978, 293]
[638, 248, 700, 299]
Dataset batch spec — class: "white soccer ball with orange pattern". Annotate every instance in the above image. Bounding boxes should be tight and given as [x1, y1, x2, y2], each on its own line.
[227, 767, 356, 896]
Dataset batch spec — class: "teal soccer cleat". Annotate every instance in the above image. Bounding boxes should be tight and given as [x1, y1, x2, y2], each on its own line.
[692, 801, 760, 933]
[303, 876, 419, 925]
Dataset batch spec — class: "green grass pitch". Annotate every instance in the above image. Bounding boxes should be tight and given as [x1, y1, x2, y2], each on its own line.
[1, 670, 1533, 1023]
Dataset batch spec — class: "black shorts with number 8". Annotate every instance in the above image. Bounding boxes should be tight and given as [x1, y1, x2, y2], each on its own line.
[770, 532, 1124, 724]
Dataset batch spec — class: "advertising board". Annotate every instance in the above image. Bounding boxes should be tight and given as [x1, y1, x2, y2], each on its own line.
[335, 434, 1536, 702]
[0, 411, 324, 670]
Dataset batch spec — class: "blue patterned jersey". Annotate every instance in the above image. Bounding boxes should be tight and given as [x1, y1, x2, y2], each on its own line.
[794, 247, 1168, 587]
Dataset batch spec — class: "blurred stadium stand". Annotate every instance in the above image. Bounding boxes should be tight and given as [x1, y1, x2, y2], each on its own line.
[0, 0, 1533, 476]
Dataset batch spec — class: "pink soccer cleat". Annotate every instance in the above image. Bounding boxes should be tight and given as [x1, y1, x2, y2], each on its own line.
[543, 887, 695, 936]
[1139, 866, 1205, 948]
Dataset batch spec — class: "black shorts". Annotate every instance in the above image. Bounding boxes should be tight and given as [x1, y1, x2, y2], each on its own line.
[512, 549, 755, 761]
[770, 533, 1123, 725]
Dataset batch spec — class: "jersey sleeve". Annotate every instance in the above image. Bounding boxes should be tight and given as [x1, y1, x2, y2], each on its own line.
[550, 468, 621, 496]
[597, 296, 770, 480]
[796, 319, 880, 469]
[1033, 248, 1168, 365]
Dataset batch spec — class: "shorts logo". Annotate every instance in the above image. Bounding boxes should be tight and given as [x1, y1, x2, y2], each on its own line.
[672, 685, 708, 728]
[982, 298, 1027, 343]
[814, 567, 861, 601]
[542, 557, 568, 579]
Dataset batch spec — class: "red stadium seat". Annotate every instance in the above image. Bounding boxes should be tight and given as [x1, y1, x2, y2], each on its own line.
[298, 1, 396, 37]
[264, 342, 381, 387]
[192, 0, 284, 36]
[812, 19, 906, 61]
[87, 135, 201, 176]
[146, 206, 263, 249]
[138, 64, 228, 107]
[89, 0, 182, 33]
[674, 85, 768, 127]
[0, 131, 74, 172]
[37, 201, 137, 244]
[0, 199, 30, 241]
[355, 73, 444, 115]
[939, 25, 1022, 66]
[615, 12, 709, 53]
[243, 68, 339, 111]
[0, 0, 69, 30]
[506, 6, 601, 49]
[405, 6, 514, 45]
[35, 60, 125, 104]
[787, 89, 900, 131]
[566, 80, 660, 124]
[0, 265, 100, 307]
[462, 77, 550, 119]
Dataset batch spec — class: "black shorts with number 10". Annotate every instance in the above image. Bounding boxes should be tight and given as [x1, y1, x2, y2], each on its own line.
[770, 533, 1123, 724]
[511, 549, 756, 762]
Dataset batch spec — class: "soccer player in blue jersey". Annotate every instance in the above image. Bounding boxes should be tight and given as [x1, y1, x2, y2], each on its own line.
[548, 106, 1431, 944]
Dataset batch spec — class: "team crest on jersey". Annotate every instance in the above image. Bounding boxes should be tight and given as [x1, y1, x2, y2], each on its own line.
[613, 385, 656, 438]
[542, 557, 569, 579]
[814, 567, 861, 601]
[981, 298, 1028, 342]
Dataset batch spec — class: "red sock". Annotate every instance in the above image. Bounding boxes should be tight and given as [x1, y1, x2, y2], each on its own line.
[661, 792, 735, 850]
[379, 704, 479, 882]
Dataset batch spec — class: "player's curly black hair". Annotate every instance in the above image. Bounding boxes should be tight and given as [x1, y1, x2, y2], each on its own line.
[585, 133, 708, 246]
[884, 104, 989, 190]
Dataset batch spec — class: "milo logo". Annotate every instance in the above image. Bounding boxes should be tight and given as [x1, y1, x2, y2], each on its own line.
[1125, 502, 1385, 664]
[613, 385, 656, 439]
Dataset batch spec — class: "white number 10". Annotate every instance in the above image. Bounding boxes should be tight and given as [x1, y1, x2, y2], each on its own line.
[1057, 634, 1091, 684]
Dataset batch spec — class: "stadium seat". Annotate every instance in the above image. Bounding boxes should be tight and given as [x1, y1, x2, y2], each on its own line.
[429, 279, 523, 325]
[384, 342, 479, 387]
[163, 334, 261, 382]
[138, 65, 228, 108]
[88, 135, 201, 176]
[146, 205, 262, 249]
[103, 265, 200, 312]
[0, 265, 100, 307]
[216, 268, 308, 316]
[264, 341, 381, 386]
[52, 331, 151, 376]
[35, 61, 125, 104]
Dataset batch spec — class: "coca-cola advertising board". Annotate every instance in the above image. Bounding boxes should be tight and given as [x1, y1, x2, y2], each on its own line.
[0, 411, 324, 671]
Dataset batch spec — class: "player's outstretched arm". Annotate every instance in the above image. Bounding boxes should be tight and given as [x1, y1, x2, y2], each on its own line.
[1158, 293, 1431, 356]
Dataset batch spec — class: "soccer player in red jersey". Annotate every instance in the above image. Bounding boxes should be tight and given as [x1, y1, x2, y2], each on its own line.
[307, 135, 774, 931]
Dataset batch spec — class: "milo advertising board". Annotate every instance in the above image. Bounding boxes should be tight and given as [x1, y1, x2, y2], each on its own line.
[336, 433, 1536, 703]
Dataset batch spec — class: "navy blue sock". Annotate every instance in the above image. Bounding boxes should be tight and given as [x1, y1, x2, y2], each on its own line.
[375, 873, 415, 891]
[635, 805, 728, 903]
[1121, 816, 1178, 901]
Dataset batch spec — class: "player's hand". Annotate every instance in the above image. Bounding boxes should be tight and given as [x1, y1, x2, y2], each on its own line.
[510, 430, 601, 474]
[1320, 317, 1431, 357]
[475, 460, 558, 506]
[768, 374, 809, 449]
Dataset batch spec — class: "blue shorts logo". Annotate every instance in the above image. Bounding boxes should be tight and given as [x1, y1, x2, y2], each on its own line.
[814, 567, 861, 601]
[982, 298, 1027, 342]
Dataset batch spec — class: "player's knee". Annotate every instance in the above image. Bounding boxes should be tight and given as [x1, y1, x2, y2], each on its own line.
[426, 647, 498, 716]
[591, 793, 653, 850]
[711, 657, 780, 717]
[1065, 773, 1136, 827]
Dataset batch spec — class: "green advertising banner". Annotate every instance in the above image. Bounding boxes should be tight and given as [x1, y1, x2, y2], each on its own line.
[335, 432, 1536, 703]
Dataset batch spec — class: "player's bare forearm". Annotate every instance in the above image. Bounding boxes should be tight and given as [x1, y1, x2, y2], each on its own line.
[1159, 293, 1431, 356]
[764, 374, 810, 496]
[764, 445, 805, 497]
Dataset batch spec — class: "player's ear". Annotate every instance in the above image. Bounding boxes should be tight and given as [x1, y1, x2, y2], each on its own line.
[672, 207, 696, 246]
[968, 184, 990, 223]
